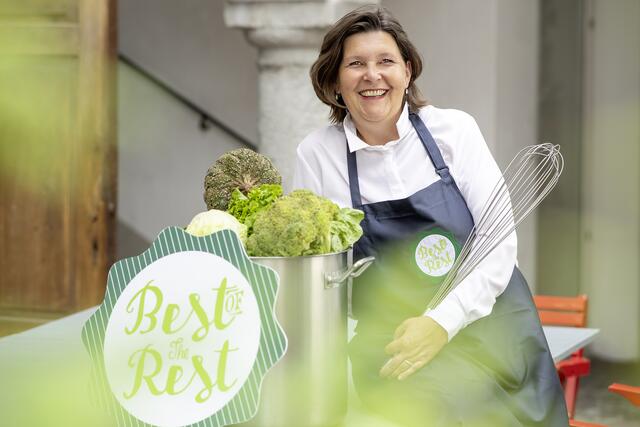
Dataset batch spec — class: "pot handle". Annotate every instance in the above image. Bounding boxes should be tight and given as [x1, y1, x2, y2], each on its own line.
[324, 256, 375, 289]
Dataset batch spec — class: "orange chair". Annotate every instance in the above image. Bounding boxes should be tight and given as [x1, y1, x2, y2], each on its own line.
[566, 383, 639, 427]
[569, 420, 606, 427]
[534, 294, 590, 420]
[608, 383, 640, 407]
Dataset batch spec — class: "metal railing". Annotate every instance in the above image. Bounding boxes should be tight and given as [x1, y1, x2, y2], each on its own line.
[118, 53, 258, 152]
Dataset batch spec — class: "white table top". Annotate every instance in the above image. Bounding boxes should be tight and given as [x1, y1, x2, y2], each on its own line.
[543, 325, 600, 362]
[0, 308, 599, 427]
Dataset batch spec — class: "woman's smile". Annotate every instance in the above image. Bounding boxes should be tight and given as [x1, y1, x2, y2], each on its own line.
[359, 89, 389, 98]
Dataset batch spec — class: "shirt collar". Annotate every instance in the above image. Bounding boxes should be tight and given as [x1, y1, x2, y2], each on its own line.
[343, 103, 412, 152]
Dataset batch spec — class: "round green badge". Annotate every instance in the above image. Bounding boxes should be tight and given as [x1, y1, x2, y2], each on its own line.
[414, 231, 458, 278]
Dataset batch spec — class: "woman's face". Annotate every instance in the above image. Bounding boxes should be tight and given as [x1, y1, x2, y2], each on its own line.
[337, 31, 412, 128]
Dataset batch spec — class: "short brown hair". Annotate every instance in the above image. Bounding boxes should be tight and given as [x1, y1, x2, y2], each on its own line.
[310, 5, 427, 123]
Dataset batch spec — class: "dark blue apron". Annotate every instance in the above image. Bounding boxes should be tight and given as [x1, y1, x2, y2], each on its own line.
[348, 113, 569, 426]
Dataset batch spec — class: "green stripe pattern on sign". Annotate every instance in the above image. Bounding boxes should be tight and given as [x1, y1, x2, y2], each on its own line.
[81, 227, 287, 427]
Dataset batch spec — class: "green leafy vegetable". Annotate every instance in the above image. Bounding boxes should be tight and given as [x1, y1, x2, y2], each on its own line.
[330, 207, 365, 253]
[227, 183, 283, 234]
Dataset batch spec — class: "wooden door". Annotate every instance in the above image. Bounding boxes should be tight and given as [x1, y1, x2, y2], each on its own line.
[0, 0, 116, 335]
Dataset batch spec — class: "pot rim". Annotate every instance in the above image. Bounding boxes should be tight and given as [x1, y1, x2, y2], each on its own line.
[249, 248, 352, 260]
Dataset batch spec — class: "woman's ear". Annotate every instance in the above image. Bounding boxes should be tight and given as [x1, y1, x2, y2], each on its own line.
[405, 61, 412, 86]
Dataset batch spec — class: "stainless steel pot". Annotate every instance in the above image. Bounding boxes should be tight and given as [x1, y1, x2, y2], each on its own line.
[238, 251, 374, 427]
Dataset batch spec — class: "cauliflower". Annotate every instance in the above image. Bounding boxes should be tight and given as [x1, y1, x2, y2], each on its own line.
[246, 190, 347, 257]
[185, 209, 247, 243]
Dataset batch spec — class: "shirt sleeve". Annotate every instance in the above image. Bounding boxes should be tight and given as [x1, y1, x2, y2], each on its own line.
[424, 113, 518, 341]
[292, 143, 322, 194]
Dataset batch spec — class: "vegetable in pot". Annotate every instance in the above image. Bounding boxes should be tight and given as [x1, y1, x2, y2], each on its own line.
[227, 183, 283, 235]
[203, 148, 281, 211]
[185, 209, 247, 243]
[330, 207, 365, 253]
[246, 189, 364, 257]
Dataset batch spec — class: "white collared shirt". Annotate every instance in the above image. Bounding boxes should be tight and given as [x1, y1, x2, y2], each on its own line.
[292, 104, 517, 340]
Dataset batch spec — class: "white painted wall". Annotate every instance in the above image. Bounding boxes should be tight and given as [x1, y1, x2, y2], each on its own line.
[118, 0, 259, 144]
[383, 0, 540, 289]
[581, 0, 640, 360]
[117, 62, 243, 243]
[495, 0, 540, 292]
[383, 0, 498, 145]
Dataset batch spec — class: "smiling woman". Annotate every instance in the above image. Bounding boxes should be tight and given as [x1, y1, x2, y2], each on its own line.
[294, 5, 570, 427]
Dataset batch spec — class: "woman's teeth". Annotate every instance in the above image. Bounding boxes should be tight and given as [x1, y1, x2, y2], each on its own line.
[360, 89, 387, 97]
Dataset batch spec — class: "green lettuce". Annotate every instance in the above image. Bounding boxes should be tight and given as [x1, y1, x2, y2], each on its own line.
[330, 207, 365, 253]
[227, 183, 283, 234]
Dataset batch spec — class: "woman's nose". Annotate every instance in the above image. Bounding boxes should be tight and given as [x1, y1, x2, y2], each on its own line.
[363, 63, 381, 81]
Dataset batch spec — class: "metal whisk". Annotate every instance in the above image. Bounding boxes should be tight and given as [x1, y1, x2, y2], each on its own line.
[426, 143, 564, 310]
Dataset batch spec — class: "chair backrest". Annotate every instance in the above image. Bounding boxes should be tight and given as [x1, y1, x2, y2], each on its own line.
[533, 294, 588, 327]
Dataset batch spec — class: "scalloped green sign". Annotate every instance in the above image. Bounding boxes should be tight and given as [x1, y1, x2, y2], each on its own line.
[81, 227, 287, 427]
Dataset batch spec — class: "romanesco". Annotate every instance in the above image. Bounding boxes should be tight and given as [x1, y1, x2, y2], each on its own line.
[246, 190, 363, 257]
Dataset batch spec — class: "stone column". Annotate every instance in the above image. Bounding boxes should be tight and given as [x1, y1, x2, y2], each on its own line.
[224, 0, 376, 191]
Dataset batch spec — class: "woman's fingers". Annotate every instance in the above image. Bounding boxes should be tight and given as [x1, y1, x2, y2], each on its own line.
[384, 337, 404, 355]
[380, 316, 449, 380]
[393, 320, 409, 339]
[380, 342, 425, 379]
[388, 358, 415, 379]
[383, 355, 426, 380]
[397, 359, 426, 381]
[379, 354, 406, 378]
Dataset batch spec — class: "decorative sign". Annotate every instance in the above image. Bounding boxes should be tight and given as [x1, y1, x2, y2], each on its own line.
[414, 229, 458, 277]
[82, 227, 287, 427]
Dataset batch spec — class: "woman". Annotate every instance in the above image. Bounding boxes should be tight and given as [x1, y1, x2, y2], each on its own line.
[293, 6, 568, 427]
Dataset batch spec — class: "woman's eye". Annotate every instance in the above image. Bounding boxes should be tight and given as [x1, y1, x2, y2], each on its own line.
[381, 58, 395, 64]
[348, 61, 363, 67]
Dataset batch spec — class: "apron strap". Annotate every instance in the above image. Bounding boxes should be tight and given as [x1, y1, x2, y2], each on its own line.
[346, 142, 363, 208]
[409, 113, 452, 183]
[346, 112, 452, 208]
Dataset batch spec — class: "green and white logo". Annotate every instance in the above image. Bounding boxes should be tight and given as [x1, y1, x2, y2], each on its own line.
[82, 227, 287, 427]
[415, 232, 457, 277]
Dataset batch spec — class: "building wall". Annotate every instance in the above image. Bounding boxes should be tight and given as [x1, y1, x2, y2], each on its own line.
[581, 0, 640, 360]
[118, 0, 259, 144]
[536, 0, 585, 302]
[117, 62, 243, 250]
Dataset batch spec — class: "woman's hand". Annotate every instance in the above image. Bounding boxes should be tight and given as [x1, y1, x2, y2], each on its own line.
[379, 316, 448, 380]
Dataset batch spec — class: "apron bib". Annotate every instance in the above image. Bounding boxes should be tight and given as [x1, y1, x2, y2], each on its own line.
[348, 113, 569, 426]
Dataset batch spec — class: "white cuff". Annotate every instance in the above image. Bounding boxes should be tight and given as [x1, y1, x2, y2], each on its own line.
[424, 295, 467, 342]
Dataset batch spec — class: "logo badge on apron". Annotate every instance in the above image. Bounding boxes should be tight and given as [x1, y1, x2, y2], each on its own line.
[414, 228, 459, 277]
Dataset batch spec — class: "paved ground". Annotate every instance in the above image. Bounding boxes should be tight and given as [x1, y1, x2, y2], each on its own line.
[574, 358, 640, 426]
